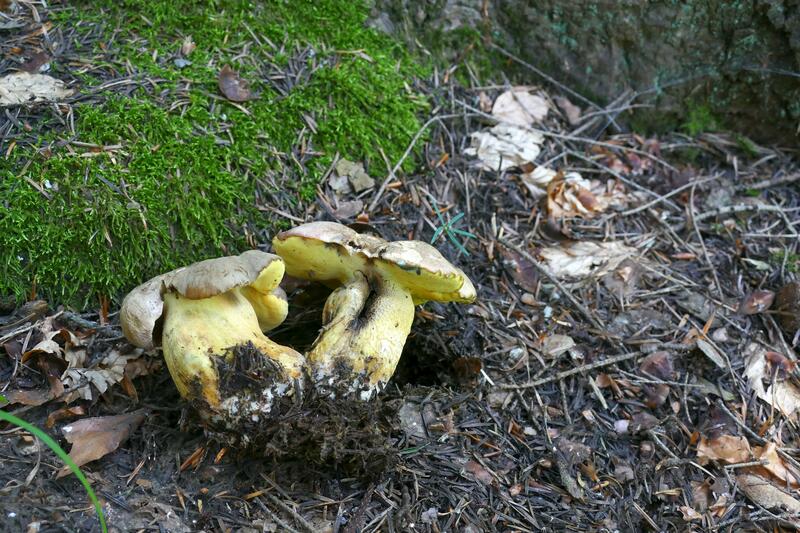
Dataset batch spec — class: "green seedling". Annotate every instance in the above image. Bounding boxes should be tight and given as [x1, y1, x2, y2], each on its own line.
[429, 198, 476, 257]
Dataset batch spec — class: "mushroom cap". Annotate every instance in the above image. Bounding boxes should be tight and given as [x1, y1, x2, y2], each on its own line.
[272, 221, 475, 303]
[167, 250, 284, 299]
[119, 251, 285, 350]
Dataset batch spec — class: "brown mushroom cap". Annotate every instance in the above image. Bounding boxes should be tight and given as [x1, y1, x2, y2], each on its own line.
[273, 222, 475, 304]
[120, 251, 286, 350]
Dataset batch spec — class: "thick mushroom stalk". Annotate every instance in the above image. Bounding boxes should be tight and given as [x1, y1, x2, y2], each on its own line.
[273, 222, 476, 399]
[309, 272, 415, 398]
[120, 251, 305, 435]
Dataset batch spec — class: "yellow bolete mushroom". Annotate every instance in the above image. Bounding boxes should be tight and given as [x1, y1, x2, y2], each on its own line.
[119, 251, 305, 432]
[272, 222, 476, 399]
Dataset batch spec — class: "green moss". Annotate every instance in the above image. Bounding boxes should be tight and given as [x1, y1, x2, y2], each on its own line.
[682, 103, 720, 136]
[1, 0, 426, 306]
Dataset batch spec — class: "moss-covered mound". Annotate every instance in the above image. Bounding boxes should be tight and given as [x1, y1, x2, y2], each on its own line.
[1, 0, 425, 306]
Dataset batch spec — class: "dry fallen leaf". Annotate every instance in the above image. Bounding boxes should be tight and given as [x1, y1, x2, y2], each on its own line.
[218, 65, 257, 102]
[45, 405, 86, 428]
[678, 505, 703, 521]
[539, 241, 637, 280]
[738, 290, 774, 315]
[762, 381, 800, 419]
[61, 349, 139, 402]
[56, 410, 147, 478]
[464, 460, 493, 484]
[492, 89, 549, 126]
[554, 96, 581, 125]
[695, 339, 726, 369]
[521, 167, 640, 218]
[0, 72, 73, 105]
[736, 473, 800, 513]
[744, 342, 800, 417]
[541, 334, 575, 358]
[464, 124, 543, 171]
[775, 282, 800, 334]
[753, 442, 800, 487]
[499, 246, 538, 293]
[696, 434, 752, 465]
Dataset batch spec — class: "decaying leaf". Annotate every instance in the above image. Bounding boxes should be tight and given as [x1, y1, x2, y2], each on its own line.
[218, 65, 257, 102]
[521, 167, 641, 218]
[1, 388, 56, 407]
[45, 405, 86, 428]
[554, 96, 581, 125]
[0, 72, 73, 106]
[464, 460, 493, 484]
[762, 381, 800, 418]
[695, 339, 726, 369]
[541, 334, 575, 358]
[492, 89, 549, 126]
[56, 410, 147, 478]
[753, 442, 800, 487]
[539, 241, 637, 280]
[678, 505, 703, 521]
[61, 349, 140, 402]
[696, 435, 752, 465]
[738, 290, 775, 315]
[499, 246, 538, 293]
[639, 351, 674, 381]
[744, 342, 800, 417]
[736, 473, 800, 513]
[464, 124, 543, 171]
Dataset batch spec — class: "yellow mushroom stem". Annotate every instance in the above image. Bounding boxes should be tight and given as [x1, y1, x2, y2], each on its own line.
[308, 271, 415, 399]
[161, 289, 304, 422]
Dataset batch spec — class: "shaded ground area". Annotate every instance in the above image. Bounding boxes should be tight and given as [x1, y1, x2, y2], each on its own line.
[2, 2, 800, 533]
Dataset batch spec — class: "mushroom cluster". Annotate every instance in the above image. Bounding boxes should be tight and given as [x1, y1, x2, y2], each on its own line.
[120, 251, 305, 433]
[272, 222, 475, 399]
[120, 222, 475, 432]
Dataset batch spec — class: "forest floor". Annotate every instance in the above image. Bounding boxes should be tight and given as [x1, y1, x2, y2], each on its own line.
[2, 2, 800, 533]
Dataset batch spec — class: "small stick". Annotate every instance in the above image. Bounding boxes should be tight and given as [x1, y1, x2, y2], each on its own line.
[500, 342, 693, 390]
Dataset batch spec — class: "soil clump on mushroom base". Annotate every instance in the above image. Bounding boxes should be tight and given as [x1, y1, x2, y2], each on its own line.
[204, 344, 400, 477]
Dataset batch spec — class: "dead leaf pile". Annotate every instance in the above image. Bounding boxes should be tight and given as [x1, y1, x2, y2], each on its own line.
[696, 432, 800, 512]
[465, 124, 544, 171]
[491, 88, 549, 126]
[521, 167, 642, 218]
[538, 241, 638, 280]
[0, 72, 73, 105]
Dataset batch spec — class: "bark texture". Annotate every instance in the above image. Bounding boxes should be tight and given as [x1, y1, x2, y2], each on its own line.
[369, 0, 800, 143]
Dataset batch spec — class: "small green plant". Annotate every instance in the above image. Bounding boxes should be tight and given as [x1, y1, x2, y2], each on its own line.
[683, 103, 719, 136]
[0, 395, 107, 533]
[770, 250, 800, 273]
[429, 198, 476, 257]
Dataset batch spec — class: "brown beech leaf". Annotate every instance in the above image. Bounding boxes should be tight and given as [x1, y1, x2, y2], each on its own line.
[56, 410, 147, 478]
[499, 246, 538, 293]
[2, 388, 55, 407]
[696, 435, 752, 465]
[753, 442, 800, 487]
[639, 351, 674, 381]
[45, 405, 86, 428]
[218, 65, 257, 102]
[464, 460, 493, 484]
[738, 290, 775, 315]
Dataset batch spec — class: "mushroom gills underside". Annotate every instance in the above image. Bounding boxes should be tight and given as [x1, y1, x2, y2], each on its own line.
[307, 272, 415, 399]
[161, 290, 305, 426]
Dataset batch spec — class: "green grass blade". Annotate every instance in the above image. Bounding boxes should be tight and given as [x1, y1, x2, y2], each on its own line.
[0, 399, 108, 533]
